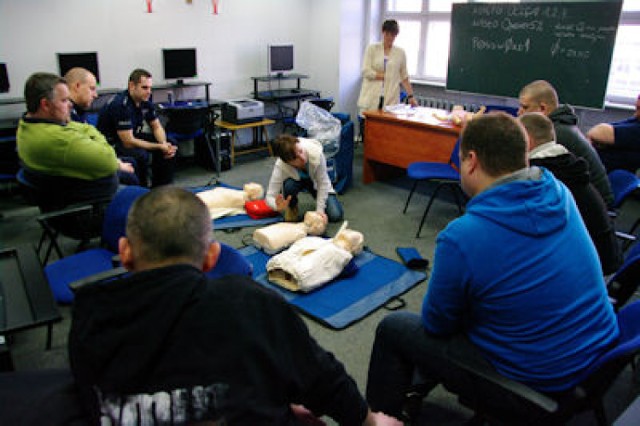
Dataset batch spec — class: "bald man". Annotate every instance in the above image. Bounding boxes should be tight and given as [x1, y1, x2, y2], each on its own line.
[65, 67, 137, 185]
[518, 80, 613, 206]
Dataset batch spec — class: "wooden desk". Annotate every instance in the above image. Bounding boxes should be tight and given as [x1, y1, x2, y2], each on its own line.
[363, 108, 461, 184]
[215, 118, 275, 167]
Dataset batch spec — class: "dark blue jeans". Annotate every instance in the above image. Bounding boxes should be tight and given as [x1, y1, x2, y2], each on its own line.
[115, 135, 175, 188]
[283, 177, 344, 222]
[366, 311, 495, 418]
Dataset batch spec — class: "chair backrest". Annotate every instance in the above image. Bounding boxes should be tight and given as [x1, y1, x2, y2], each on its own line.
[484, 104, 519, 116]
[606, 242, 640, 309]
[17, 167, 118, 212]
[578, 300, 640, 381]
[608, 169, 640, 209]
[450, 138, 462, 170]
[101, 186, 150, 252]
[205, 243, 253, 279]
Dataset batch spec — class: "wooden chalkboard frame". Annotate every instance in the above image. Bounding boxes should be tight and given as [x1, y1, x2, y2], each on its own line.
[446, 2, 622, 109]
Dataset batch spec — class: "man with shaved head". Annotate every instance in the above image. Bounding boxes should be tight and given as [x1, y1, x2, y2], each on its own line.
[518, 80, 613, 206]
[65, 67, 137, 185]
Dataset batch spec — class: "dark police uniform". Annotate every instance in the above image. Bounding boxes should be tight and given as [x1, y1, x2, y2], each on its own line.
[97, 91, 174, 187]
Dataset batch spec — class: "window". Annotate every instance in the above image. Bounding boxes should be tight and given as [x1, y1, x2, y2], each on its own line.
[383, 0, 640, 104]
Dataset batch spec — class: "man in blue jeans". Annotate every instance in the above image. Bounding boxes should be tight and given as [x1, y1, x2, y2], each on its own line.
[265, 134, 343, 223]
[365, 113, 618, 421]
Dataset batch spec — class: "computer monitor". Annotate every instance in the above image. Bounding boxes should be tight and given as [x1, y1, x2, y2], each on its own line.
[268, 44, 294, 76]
[162, 48, 198, 85]
[0, 63, 9, 93]
[57, 52, 100, 84]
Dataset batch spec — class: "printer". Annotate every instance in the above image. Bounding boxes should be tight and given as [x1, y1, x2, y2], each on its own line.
[221, 99, 264, 124]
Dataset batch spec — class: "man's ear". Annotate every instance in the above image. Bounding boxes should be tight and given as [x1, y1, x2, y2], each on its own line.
[118, 236, 135, 271]
[202, 241, 221, 273]
[466, 151, 479, 174]
[39, 97, 50, 113]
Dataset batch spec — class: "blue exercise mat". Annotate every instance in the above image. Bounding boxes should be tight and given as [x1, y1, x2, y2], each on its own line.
[189, 183, 282, 230]
[238, 245, 428, 329]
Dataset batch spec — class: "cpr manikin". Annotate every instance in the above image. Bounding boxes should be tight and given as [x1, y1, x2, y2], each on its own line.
[252, 211, 327, 254]
[266, 222, 364, 292]
[196, 183, 264, 219]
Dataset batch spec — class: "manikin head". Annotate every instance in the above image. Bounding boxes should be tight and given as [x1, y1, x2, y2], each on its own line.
[243, 182, 264, 200]
[303, 211, 326, 236]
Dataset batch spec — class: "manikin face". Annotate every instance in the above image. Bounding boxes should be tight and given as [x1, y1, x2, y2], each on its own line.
[74, 73, 98, 109]
[47, 83, 72, 124]
[129, 76, 153, 104]
[287, 143, 307, 170]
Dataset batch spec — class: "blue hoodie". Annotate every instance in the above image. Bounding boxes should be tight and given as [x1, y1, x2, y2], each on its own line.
[422, 168, 618, 392]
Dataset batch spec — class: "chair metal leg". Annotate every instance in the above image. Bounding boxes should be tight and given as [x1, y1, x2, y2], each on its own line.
[45, 323, 53, 350]
[403, 181, 419, 214]
[416, 183, 446, 238]
[592, 399, 607, 426]
[451, 184, 465, 214]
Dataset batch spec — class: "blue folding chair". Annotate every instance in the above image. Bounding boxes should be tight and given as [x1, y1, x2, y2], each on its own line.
[403, 138, 465, 238]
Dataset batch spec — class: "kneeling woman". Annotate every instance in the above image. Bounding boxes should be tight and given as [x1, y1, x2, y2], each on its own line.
[266, 134, 344, 223]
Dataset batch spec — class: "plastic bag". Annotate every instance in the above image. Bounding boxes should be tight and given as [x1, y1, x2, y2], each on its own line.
[296, 101, 341, 157]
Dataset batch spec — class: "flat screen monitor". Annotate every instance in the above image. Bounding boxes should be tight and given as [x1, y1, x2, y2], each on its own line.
[57, 52, 100, 83]
[162, 48, 197, 85]
[268, 44, 294, 76]
[0, 63, 9, 93]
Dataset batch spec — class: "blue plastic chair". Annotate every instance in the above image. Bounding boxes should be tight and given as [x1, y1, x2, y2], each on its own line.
[403, 138, 465, 238]
[206, 243, 253, 279]
[606, 241, 640, 311]
[608, 169, 640, 209]
[44, 186, 149, 304]
[607, 169, 640, 247]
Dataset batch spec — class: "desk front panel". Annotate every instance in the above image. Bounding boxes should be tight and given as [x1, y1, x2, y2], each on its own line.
[363, 110, 460, 183]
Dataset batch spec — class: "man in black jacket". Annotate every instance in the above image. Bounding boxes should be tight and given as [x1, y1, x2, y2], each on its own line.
[520, 112, 621, 275]
[69, 186, 399, 426]
[518, 80, 614, 207]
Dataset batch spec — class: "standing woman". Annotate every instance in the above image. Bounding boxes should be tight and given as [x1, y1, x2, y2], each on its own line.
[357, 19, 418, 115]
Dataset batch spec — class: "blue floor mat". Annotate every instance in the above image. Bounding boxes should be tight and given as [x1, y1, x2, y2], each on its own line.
[189, 183, 282, 230]
[238, 245, 428, 329]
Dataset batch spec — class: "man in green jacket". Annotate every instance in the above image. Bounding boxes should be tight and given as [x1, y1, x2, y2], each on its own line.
[17, 72, 119, 205]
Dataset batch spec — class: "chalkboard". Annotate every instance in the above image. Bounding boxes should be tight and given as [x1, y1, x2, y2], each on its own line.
[446, 2, 622, 109]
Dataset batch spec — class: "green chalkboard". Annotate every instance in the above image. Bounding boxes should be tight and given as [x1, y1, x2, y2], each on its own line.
[446, 2, 622, 109]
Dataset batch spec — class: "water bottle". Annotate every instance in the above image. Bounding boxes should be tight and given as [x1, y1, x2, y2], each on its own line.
[167, 92, 173, 105]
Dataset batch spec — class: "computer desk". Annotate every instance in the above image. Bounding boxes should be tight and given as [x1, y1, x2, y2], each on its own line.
[362, 107, 461, 184]
[214, 118, 275, 170]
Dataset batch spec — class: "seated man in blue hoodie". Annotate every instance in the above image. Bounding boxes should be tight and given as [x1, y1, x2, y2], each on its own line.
[365, 112, 619, 421]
